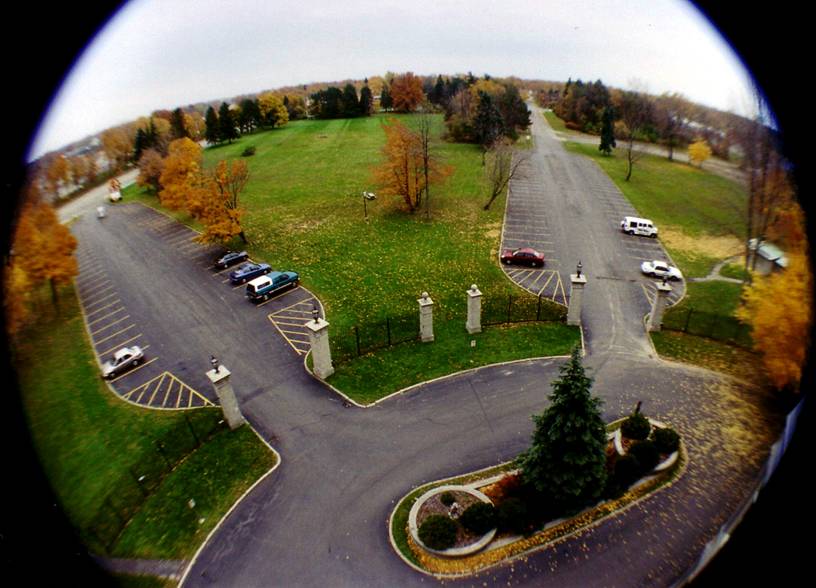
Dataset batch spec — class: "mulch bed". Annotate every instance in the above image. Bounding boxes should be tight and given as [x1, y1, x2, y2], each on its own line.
[416, 490, 483, 549]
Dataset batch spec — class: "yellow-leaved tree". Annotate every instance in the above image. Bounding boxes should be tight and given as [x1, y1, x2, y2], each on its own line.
[688, 138, 712, 168]
[159, 138, 206, 213]
[737, 252, 813, 390]
[197, 160, 249, 244]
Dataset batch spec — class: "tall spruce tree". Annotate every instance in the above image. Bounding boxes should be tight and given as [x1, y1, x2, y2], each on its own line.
[170, 107, 189, 140]
[516, 347, 608, 514]
[599, 106, 616, 155]
[218, 102, 239, 143]
[205, 106, 220, 144]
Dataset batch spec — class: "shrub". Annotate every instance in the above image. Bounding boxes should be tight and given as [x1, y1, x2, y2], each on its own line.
[613, 454, 641, 489]
[241, 145, 256, 157]
[496, 497, 530, 535]
[418, 515, 458, 550]
[653, 427, 680, 454]
[628, 440, 660, 473]
[621, 413, 651, 440]
[459, 502, 496, 535]
[439, 492, 455, 507]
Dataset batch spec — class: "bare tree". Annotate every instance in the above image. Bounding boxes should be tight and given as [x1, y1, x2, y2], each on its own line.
[617, 90, 653, 181]
[483, 139, 530, 210]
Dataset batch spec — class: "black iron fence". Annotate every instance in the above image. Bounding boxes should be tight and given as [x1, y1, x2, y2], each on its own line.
[84, 411, 226, 554]
[332, 294, 567, 363]
[662, 306, 752, 348]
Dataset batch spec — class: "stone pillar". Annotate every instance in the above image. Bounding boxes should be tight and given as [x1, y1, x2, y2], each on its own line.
[466, 284, 482, 334]
[306, 316, 335, 378]
[418, 291, 435, 342]
[567, 273, 587, 326]
[647, 281, 673, 332]
[206, 365, 245, 430]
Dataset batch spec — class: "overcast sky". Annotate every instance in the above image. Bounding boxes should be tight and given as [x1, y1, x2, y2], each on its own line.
[28, 0, 755, 160]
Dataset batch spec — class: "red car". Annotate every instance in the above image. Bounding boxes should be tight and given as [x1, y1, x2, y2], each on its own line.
[501, 247, 545, 267]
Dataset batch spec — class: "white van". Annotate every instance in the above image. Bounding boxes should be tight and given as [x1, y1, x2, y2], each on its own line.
[620, 216, 658, 237]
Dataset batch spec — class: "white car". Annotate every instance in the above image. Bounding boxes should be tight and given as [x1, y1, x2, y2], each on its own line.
[102, 346, 144, 379]
[640, 260, 683, 281]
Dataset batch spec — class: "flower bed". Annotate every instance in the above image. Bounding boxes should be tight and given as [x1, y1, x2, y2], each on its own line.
[390, 417, 685, 577]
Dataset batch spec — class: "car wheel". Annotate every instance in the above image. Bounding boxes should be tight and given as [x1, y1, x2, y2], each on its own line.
[502, 259, 511, 265]
[133, 359, 140, 367]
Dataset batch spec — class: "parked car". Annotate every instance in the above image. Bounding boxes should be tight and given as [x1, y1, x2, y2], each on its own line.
[230, 262, 272, 284]
[501, 247, 545, 267]
[246, 271, 300, 302]
[621, 216, 658, 237]
[640, 260, 683, 281]
[215, 250, 249, 269]
[101, 346, 144, 379]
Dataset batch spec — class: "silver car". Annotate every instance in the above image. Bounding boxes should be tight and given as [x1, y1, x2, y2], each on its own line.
[101, 346, 144, 379]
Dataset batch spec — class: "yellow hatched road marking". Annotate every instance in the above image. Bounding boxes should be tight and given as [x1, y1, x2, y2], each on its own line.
[537, 272, 556, 297]
[121, 371, 214, 408]
[269, 296, 316, 316]
[162, 378, 176, 408]
[557, 274, 567, 303]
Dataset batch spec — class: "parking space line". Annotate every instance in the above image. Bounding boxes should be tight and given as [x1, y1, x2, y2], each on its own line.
[90, 315, 131, 335]
[84, 299, 122, 317]
[82, 291, 118, 309]
[107, 357, 158, 383]
[82, 285, 116, 305]
[99, 334, 143, 357]
[95, 324, 136, 345]
[87, 307, 127, 327]
[81, 280, 112, 297]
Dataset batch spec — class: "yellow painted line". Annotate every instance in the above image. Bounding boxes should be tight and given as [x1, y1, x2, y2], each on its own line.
[77, 270, 107, 286]
[108, 357, 158, 383]
[147, 373, 166, 406]
[175, 380, 184, 408]
[87, 307, 127, 327]
[82, 291, 118, 310]
[278, 328, 310, 338]
[94, 324, 136, 345]
[90, 315, 131, 335]
[255, 286, 303, 307]
[270, 296, 317, 316]
[162, 378, 176, 408]
[528, 269, 550, 290]
[537, 272, 556, 297]
[557, 274, 567, 303]
[99, 334, 143, 357]
[84, 299, 122, 318]
[273, 320, 311, 328]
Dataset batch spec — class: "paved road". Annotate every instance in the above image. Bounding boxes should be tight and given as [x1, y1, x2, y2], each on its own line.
[66, 112, 782, 587]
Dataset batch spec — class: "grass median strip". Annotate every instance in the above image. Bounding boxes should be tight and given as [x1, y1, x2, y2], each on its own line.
[13, 285, 277, 561]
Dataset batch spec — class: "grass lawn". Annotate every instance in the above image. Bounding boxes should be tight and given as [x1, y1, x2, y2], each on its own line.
[326, 320, 580, 405]
[127, 114, 576, 401]
[13, 286, 276, 559]
[563, 141, 747, 278]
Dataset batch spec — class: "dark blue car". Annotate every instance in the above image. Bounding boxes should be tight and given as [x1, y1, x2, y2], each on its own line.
[229, 262, 272, 284]
[215, 250, 249, 269]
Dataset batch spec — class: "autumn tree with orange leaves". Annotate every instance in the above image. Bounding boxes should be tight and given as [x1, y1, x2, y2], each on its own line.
[159, 138, 207, 214]
[371, 117, 451, 214]
[5, 183, 78, 335]
[197, 160, 250, 244]
[390, 72, 425, 113]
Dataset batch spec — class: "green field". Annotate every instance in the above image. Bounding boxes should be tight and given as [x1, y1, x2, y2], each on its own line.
[128, 114, 579, 400]
[14, 286, 276, 559]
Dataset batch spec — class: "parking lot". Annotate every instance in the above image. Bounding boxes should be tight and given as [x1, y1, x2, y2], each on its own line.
[72, 203, 323, 409]
[503, 147, 685, 315]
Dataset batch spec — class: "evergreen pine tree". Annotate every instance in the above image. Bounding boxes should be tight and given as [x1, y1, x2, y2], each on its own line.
[473, 91, 504, 160]
[218, 102, 239, 143]
[170, 107, 189, 140]
[205, 106, 220, 144]
[359, 85, 374, 116]
[380, 85, 392, 112]
[599, 106, 616, 155]
[516, 347, 608, 514]
[341, 83, 360, 117]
